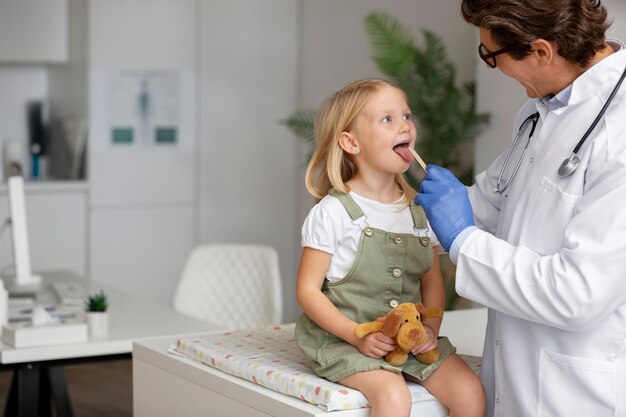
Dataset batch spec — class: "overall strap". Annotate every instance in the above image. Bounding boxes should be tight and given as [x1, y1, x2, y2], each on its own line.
[328, 189, 364, 221]
[409, 201, 428, 229]
[407, 189, 427, 228]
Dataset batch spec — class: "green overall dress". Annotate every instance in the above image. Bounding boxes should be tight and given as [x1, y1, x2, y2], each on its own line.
[295, 190, 455, 382]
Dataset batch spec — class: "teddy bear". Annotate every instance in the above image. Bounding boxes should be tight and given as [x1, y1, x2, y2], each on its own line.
[355, 302, 443, 366]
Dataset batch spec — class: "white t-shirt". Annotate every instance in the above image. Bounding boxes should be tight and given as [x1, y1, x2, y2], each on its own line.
[302, 192, 441, 283]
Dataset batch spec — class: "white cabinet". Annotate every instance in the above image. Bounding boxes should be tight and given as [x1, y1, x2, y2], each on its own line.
[0, 181, 87, 277]
[0, 0, 68, 62]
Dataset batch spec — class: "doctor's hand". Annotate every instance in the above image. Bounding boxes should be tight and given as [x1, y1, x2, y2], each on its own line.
[415, 164, 474, 252]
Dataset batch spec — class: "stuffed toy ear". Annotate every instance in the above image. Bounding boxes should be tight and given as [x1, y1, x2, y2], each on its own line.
[424, 306, 443, 319]
[415, 302, 443, 319]
[415, 302, 427, 320]
[381, 309, 403, 337]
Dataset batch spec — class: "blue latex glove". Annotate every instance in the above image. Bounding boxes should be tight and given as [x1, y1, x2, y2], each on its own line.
[414, 165, 475, 252]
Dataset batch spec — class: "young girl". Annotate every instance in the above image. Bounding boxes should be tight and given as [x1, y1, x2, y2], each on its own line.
[295, 78, 485, 417]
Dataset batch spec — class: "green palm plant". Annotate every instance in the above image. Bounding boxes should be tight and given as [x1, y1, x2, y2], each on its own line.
[282, 109, 316, 162]
[282, 12, 490, 309]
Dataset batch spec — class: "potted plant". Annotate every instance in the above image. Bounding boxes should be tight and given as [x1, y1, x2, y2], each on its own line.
[282, 12, 490, 309]
[85, 290, 109, 339]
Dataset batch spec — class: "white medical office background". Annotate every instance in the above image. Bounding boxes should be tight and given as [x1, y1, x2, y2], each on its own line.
[0, 0, 623, 324]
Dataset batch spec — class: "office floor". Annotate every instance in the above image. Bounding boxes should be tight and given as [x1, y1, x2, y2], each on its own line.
[0, 359, 132, 417]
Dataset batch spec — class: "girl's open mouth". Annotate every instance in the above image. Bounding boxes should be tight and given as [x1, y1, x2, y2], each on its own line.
[393, 141, 413, 163]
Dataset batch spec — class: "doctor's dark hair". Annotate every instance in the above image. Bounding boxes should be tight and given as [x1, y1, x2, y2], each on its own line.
[461, 0, 611, 67]
[305, 78, 414, 204]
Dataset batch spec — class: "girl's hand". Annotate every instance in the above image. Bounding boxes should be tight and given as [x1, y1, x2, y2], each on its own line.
[356, 332, 397, 358]
[410, 325, 438, 355]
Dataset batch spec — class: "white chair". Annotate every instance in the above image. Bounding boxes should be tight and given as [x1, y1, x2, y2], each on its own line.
[172, 244, 283, 329]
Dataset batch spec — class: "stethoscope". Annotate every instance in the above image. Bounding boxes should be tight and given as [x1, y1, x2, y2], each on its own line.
[495, 64, 626, 195]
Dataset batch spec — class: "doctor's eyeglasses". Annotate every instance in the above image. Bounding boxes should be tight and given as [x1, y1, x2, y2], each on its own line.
[494, 112, 540, 195]
[478, 43, 520, 68]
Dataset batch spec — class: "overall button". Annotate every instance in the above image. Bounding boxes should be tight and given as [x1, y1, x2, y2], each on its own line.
[389, 299, 398, 308]
[364, 228, 373, 237]
[394, 236, 403, 244]
[392, 268, 402, 278]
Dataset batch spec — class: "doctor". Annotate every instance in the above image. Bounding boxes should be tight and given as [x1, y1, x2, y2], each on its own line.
[416, 1, 626, 416]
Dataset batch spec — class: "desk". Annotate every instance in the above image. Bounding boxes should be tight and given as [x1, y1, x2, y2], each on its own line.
[1, 270, 218, 417]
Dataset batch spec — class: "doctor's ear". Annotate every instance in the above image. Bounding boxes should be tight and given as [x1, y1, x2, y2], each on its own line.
[339, 132, 360, 156]
[529, 39, 554, 66]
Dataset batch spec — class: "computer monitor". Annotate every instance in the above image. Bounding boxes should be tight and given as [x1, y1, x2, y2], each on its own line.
[5, 175, 41, 290]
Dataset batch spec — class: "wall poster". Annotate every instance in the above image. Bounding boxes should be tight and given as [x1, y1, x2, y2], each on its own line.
[90, 69, 194, 151]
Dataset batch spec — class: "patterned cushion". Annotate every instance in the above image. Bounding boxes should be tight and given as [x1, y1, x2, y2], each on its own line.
[174, 324, 481, 412]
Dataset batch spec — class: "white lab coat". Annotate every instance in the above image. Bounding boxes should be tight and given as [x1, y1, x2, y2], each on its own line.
[456, 48, 626, 417]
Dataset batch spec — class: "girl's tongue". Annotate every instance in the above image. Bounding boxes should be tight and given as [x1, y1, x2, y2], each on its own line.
[393, 143, 413, 163]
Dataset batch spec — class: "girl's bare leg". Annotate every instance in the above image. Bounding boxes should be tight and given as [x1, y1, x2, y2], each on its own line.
[407, 354, 485, 417]
[341, 369, 413, 417]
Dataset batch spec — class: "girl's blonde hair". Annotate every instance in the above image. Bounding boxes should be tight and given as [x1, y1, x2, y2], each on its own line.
[305, 78, 415, 204]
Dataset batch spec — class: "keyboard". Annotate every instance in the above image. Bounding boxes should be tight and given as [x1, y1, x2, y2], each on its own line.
[51, 282, 89, 306]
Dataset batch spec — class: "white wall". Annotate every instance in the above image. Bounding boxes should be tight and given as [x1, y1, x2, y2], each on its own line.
[474, 0, 626, 173]
[197, 0, 299, 321]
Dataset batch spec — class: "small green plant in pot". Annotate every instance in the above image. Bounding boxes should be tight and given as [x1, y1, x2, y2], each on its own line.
[85, 290, 108, 312]
[85, 290, 109, 339]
